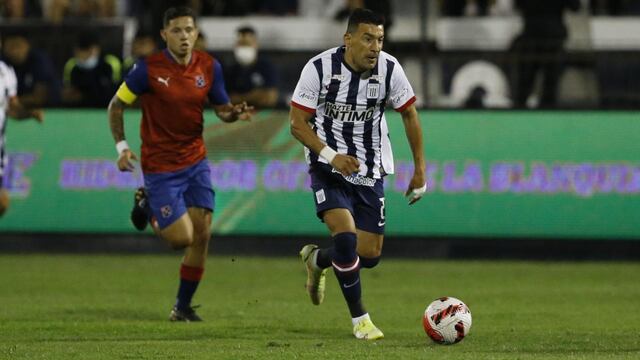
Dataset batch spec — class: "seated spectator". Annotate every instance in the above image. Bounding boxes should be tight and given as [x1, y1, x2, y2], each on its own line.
[46, 0, 115, 23]
[2, 34, 61, 107]
[224, 26, 279, 108]
[0, 0, 42, 19]
[62, 32, 121, 107]
[123, 31, 157, 74]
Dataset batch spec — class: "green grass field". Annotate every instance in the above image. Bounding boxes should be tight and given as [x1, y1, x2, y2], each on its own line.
[0, 254, 638, 359]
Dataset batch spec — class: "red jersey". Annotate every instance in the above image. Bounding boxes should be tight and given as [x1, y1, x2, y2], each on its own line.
[117, 49, 230, 173]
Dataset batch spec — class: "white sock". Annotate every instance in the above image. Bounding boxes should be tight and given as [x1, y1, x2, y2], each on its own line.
[352, 313, 370, 326]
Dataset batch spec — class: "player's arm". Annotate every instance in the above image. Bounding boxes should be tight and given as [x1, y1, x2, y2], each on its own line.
[213, 102, 253, 123]
[290, 61, 358, 176]
[210, 60, 254, 123]
[108, 60, 148, 172]
[108, 92, 137, 172]
[390, 62, 426, 204]
[400, 104, 426, 205]
[289, 106, 359, 177]
[7, 97, 44, 122]
[230, 88, 278, 108]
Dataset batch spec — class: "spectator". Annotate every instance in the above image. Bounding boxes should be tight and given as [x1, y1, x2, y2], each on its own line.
[194, 32, 207, 52]
[334, 0, 393, 41]
[123, 31, 157, 74]
[509, 0, 580, 108]
[62, 31, 121, 107]
[46, 0, 115, 23]
[257, 0, 297, 15]
[1, 34, 61, 107]
[224, 26, 279, 108]
[440, 0, 491, 16]
[0, 0, 42, 19]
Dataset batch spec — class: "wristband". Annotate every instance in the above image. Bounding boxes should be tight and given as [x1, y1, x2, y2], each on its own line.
[319, 146, 337, 163]
[116, 140, 129, 155]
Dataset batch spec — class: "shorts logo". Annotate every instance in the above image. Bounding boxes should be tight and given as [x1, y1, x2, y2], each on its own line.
[315, 189, 326, 204]
[195, 75, 206, 88]
[161, 205, 173, 218]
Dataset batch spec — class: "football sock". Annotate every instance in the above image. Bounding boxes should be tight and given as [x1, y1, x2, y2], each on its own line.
[351, 312, 370, 326]
[175, 264, 204, 310]
[359, 256, 380, 269]
[331, 232, 365, 318]
[315, 248, 332, 269]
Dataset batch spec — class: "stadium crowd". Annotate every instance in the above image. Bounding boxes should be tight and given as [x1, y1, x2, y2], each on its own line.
[2, 0, 640, 108]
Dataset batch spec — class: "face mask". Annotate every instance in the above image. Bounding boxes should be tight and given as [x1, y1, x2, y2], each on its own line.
[234, 46, 257, 66]
[77, 55, 99, 70]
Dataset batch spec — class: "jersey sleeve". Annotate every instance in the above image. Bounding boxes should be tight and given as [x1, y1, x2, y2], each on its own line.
[388, 62, 416, 112]
[290, 61, 320, 113]
[116, 59, 149, 105]
[6, 65, 18, 98]
[208, 60, 230, 105]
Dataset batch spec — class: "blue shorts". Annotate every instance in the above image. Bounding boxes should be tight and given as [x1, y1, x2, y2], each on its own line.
[309, 164, 386, 234]
[143, 159, 215, 229]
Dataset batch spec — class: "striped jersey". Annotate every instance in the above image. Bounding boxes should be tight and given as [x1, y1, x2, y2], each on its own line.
[0, 61, 18, 177]
[291, 46, 416, 179]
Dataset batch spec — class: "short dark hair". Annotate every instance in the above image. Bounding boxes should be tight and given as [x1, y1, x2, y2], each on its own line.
[346, 8, 385, 34]
[163, 6, 196, 28]
[76, 31, 99, 50]
[237, 26, 256, 36]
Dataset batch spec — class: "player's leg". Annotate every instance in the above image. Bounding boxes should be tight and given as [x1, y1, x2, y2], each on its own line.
[300, 167, 346, 305]
[169, 160, 215, 322]
[345, 180, 386, 339]
[0, 188, 10, 217]
[354, 179, 386, 269]
[356, 230, 383, 269]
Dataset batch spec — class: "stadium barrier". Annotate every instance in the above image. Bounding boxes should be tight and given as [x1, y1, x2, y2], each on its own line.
[1, 109, 638, 239]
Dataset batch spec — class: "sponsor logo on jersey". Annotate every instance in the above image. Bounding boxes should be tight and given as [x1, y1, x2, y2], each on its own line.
[297, 91, 317, 102]
[157, 76, 170, 87]
[325, 102, 376, 122]
[331, 168, 376, 187]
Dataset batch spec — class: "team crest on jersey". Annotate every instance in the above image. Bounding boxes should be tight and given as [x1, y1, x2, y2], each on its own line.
[367, 83, 380, 99]
[161, 205, 173, 218]
[195, 75, 206, 88]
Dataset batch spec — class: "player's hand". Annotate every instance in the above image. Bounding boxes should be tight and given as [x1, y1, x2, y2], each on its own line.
[331, 154, 360, 177]
[232, 101, 254, 121]
[117, 149, 138, 172]
[405, 171, 427, 205]
[31, 110, 44, 123]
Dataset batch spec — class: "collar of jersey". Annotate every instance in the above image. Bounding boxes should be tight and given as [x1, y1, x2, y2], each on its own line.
[163, 48, 193, 66]
[337, 46, 367, 75]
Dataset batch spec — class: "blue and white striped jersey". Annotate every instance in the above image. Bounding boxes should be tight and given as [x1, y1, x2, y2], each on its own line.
[291, 46, 416, 179]
[0, 61, 18, 177]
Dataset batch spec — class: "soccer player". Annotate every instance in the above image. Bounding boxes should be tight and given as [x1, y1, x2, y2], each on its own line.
[290, 9, 426, 340]
[0, 59, 44, 217]
[107, 7, 252, 322]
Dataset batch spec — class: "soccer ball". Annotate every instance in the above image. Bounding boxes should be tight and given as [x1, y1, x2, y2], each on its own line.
[423, 296, 472, 344]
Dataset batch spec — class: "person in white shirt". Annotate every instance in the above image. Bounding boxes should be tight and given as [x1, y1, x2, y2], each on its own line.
[0, 59, 44, 216]
[290, 8, 426, 340]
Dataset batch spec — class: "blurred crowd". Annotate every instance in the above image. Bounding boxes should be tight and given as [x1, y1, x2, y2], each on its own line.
[1, 0, 640, 109]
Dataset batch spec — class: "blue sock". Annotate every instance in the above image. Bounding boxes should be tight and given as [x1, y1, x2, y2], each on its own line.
[175, 264, 203, 310]
[331, 232, 365, 317]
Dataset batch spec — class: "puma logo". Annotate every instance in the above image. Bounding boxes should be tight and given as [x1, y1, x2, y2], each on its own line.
[157, 76, 170, 87]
